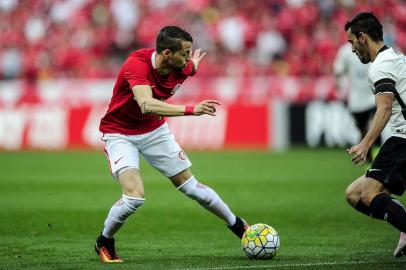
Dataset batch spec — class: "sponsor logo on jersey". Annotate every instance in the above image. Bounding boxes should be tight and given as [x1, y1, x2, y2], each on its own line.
[171, 84, 181, 94]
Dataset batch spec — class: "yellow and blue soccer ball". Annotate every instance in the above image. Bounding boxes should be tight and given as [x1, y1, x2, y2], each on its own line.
[241, 223, 280, 259]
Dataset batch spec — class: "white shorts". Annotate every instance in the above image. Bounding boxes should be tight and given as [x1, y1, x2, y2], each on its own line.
[102, 123, 192, 179]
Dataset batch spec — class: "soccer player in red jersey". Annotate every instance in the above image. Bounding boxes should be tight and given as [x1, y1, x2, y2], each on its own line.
[95, 26, 248, 263]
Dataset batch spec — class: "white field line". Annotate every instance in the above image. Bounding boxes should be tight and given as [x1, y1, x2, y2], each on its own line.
[174, 259, 392, 270]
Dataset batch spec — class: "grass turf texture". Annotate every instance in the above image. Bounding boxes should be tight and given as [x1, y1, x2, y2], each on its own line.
[0, 149, 405, 270]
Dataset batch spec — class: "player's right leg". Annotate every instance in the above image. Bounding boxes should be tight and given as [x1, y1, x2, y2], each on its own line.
[96, 135, 145, 263]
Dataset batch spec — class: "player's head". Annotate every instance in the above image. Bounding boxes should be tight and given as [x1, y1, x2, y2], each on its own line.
[156, 26, 193, 70]
[344, 12, 383, 64]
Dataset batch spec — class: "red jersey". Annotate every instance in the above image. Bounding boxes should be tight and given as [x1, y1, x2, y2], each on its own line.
[100, 49, 195, 135]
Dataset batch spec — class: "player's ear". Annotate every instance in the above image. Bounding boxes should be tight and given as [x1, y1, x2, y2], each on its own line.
[358, 32, 367, 46]
[162, 49, 172, 59]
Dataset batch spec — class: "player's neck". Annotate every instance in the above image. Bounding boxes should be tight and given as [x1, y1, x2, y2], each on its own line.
[155, 53, 172, 76]
[370, 41, 386, 62]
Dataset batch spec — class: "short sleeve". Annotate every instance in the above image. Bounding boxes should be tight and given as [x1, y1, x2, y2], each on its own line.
[123, 57, 152, 88]
[369, 60, 396, 94]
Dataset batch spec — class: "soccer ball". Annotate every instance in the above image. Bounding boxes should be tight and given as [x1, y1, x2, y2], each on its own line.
[241, 223, 280, 259]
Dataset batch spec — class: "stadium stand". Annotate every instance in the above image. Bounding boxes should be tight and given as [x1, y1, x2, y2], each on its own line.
[0, 0, 403, 80]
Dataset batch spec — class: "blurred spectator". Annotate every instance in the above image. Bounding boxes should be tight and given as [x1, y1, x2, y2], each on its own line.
[0, 0, 403, 80]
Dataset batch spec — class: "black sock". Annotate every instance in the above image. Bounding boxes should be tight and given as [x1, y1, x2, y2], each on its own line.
[98, 234, 114, 244]
[355, 200, 371, 217]
[370, 193, 406, 232]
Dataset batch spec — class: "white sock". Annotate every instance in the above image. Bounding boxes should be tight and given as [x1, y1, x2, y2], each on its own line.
[178, 176, 236, 226]
[102, 194, 145, 239]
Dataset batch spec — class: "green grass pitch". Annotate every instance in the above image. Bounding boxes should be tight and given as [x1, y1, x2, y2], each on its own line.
[0, 148, 405, 269]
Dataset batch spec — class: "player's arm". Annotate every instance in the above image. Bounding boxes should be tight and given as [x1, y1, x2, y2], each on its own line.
[348, 92, 393, 164]
[361, 93, 393, 146]
[132, 85, 221, 117]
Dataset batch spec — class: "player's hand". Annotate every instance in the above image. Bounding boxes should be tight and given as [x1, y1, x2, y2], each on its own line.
[194, 100, 221, 116]
[190, 49, 206, 71]
[347, 143, 369, 165]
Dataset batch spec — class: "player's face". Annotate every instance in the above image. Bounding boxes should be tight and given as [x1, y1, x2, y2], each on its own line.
[167, 41, 192, 70]
[346, 29, 371, 64]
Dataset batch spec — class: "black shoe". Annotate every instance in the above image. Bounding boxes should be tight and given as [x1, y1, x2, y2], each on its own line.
[94, 234, 124, 263]
[227, 217, 249, 239]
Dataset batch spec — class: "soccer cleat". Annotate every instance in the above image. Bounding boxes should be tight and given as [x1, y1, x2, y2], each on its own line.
[94, 235, 124, 263]
[394, 232, 406, 257]
[228, 216, 249, 239]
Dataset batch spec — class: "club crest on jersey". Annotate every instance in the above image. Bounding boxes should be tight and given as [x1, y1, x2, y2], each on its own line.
[178, 151, 186, 160]
[171, 84, 181, 94]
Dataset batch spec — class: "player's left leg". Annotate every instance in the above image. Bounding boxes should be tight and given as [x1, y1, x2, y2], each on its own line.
[141, 123, 248, 238]
[170, 168, 248, 238]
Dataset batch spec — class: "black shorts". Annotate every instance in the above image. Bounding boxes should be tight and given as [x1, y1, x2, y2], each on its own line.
[366, 136, 406, 196]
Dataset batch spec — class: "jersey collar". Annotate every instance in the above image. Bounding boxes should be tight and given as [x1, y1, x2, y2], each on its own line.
[377, 45, 389, 55]
[151, 51, 156, 69]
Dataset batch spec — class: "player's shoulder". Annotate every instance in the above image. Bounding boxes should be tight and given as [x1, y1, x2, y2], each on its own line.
[129, 48, 155, 59]
[126, 49, 154, 63]
[373, 47, 401, 66]
[369, 48, 398, 82]
[123, 48, 155, 69]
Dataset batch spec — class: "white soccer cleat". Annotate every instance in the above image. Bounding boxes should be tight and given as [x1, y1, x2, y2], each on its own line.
[394, 232, 406, 257]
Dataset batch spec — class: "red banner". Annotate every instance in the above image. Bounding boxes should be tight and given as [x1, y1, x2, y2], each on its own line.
[0, 104, 271, 150]
[0, 76, 336, 150]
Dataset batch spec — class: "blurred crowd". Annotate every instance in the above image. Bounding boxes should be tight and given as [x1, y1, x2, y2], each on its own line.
[0, 0, 405, 81]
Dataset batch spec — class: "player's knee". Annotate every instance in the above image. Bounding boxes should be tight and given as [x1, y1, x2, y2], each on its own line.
[123, 188, 145, 199]
[177, 176, 219, 206]
[345, 185, 360, 207]
[119, 168, 145, 198]
[360, 180, 384, 206]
